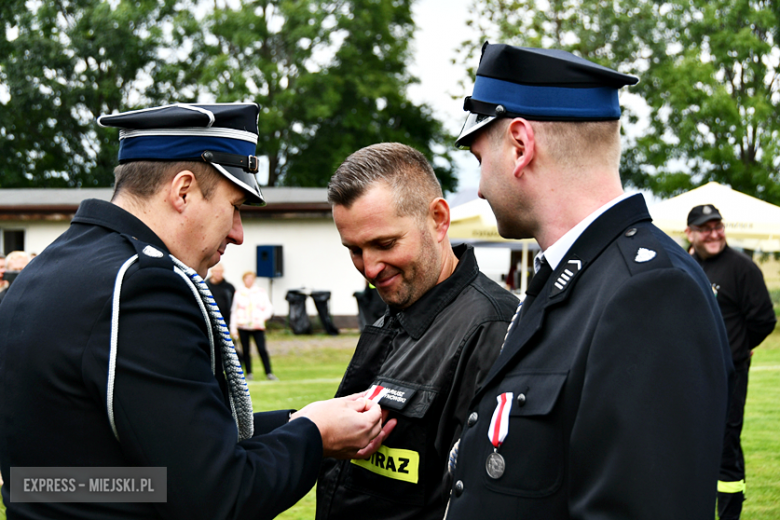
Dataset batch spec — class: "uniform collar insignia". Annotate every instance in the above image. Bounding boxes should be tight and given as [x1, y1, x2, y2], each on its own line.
[550, 258, 582, 297]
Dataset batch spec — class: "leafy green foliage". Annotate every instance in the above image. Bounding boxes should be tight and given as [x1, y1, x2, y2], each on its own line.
[0, 0, 456, 191]
[460, 0, 780, 203]
[0, 0, 181, 187]
[283, 0, 456, 191]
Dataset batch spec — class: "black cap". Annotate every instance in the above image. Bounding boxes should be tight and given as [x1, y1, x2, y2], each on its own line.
[98, 103, 265, 206]
[457, 43, 639, 146]
[687, 204, 723, 227]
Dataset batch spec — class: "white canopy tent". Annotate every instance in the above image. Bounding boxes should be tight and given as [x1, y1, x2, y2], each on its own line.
[648, 182, 780, 253]
[449, 197, 537, 293]
[449, 182, 780, 292]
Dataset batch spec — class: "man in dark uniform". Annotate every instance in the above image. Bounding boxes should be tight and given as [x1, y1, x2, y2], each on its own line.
[445, 44, 734, 519]
[0, 103, 386, 519]
[206, 262, 236, 328]
[685, 204, 777, 520]
[316, 143, 518, 520]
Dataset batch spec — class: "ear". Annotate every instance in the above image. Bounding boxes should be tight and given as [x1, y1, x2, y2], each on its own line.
[684, 227, 694, 243]
[429, 197, 451, 243]
[507, 118, 536, 178]
[167, 170, 197, 213]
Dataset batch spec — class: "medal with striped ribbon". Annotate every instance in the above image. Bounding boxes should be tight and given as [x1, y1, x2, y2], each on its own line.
[486, 392, 513, 479]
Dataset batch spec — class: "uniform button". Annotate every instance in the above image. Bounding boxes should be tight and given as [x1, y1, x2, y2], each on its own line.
[625, 227, 637, 237]
[516, 393, 527, 406]
[467, 412, 478, 426]
[454, 480, 464, 496]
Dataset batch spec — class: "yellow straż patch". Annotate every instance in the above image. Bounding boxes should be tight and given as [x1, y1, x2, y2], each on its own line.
[351, 445, 420, 484]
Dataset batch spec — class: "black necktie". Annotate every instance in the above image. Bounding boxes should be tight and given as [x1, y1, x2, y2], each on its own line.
[520, 258, 553, 318]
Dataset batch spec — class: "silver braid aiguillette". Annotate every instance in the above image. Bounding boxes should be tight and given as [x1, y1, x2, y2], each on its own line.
[170, 256, 254, 441]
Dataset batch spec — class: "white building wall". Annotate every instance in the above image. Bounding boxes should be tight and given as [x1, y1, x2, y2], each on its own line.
[6, 216, 366, 319]
[7, 214, 517, 321]
[1, 220, 70, 256]
[219, 218, 365, 318]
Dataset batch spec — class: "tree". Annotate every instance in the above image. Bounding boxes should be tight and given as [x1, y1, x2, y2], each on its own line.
[282, 0, 457, 191]
[0, 0, 456, 191]
[190, 0, 456, 190]
[459, 0, 780, 204]
[176, 0, 337, 187]
[0, 0, 183, 188]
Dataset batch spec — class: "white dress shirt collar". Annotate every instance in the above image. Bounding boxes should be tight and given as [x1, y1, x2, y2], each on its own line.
[535, 192, 635, 272]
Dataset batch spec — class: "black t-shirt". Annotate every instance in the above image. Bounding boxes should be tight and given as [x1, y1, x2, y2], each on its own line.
[206, 279, 236, 326]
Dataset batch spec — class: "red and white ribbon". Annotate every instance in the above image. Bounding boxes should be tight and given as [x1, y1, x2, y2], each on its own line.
[365, 384, 389, 403]
[488, 392, 514, 448]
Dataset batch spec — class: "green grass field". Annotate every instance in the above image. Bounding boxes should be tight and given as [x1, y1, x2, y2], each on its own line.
[740, 326, 780, 519]
[2, 327, 778, 519]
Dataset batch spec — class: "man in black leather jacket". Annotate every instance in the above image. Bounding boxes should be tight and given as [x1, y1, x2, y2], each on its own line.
[316, 142, 519, 520]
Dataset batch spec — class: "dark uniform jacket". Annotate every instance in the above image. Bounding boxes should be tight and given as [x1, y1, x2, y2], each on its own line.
[316, 244, 518, 520]
[0, 199, 322, 520]
[693, 245, 776, 369]
[447, 195, 733, 520]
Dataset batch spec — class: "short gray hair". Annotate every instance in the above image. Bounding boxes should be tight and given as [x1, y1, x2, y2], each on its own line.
[112, 161, 222, 202]
[327, 143, 443, 219]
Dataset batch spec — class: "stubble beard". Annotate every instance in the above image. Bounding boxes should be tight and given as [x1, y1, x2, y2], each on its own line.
[380, 231, 441, 311]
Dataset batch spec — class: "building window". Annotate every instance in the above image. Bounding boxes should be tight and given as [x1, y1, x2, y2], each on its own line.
[2, 229, 25, 255]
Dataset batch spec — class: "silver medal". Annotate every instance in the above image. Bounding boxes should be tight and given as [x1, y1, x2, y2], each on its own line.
[486, 451, 505, 479]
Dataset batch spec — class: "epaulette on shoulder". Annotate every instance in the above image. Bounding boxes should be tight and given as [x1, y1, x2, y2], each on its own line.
[616, 224, 673, 276]
[121, 234, 174, 270]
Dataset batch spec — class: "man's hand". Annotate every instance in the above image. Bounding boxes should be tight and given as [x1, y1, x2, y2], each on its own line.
[290, 396, 388, 459]
[354, 409, 396, 459]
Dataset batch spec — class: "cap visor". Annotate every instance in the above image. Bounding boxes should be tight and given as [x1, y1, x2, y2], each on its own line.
[456, 112, 496, 148]
[211, 163, 266, 206]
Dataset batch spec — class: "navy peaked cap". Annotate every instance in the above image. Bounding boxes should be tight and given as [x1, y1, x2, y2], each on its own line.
[457, 43, 639, 146]
[98, 103, 265, 206]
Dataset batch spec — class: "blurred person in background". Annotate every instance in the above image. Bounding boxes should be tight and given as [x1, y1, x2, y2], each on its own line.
[0, 250, 30, 306]
[4, 250, 30, 271]
[206, 262, 236, 329]
[230, 271, 277, 381]
[0, 254, 6, 294]
[686, 204, 777, 520]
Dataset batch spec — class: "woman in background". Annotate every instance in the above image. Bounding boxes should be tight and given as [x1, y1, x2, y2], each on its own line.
[230, 271, 277, 381]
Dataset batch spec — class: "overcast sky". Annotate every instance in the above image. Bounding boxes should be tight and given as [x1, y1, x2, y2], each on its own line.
[407, 0, 483, 192]
[405, 1, 653, 199]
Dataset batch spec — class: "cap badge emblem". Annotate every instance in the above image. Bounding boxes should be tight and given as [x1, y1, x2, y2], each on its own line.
[142, 245, 164, 258]
[634, 248, 657, 263]
[703, 206, 712, 214]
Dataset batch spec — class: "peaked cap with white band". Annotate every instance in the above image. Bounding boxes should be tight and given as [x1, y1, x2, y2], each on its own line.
[456, 43, 639, 147]
[98, 103, 265, 206]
